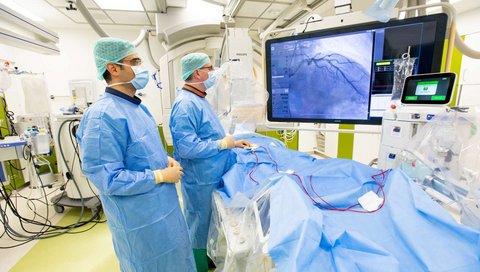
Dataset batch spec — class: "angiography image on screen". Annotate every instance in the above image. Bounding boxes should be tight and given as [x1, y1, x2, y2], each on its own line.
[266, 14, 448, 125]
[270, 32, 374, 121]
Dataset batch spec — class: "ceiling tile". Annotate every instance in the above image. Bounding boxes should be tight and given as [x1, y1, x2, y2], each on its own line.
[7, 0, 59, 20]
[262, 3, 290, 19]
[233, 17, 255, 28]
[236, 1, 271, 18]
[141, 0, 158, 11]
[147, 12, 156, 24]
[45, 0, 72, 6]
[90, 9, 114, 23]
[7, 0, 77, 28]
[250, 18, 274, 31]
[58, 7, 88, 23]
[167, 0, 186, 8]
[82, 0, 100, 8]
[46, 0, 99, 9]
[107, 11, 151, 25]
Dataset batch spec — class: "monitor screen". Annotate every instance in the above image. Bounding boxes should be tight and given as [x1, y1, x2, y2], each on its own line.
[401, 72, 455, 105]
[265, 14, 448, 124]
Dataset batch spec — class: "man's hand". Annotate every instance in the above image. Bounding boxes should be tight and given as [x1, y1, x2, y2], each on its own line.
[234, 140, 252, 148]
[154, 166, 183, 183]
[167, 156, 180, 167]
[218, 135, 235, 149]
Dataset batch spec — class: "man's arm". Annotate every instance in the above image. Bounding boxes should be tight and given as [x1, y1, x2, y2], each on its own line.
[78, 114, 159, 196]
[170, 102, 223, 159]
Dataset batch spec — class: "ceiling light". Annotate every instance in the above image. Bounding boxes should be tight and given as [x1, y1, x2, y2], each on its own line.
[1, 0, 44, 22]
[93, 0, 144, 11]
[426, 0, 461, 4]
[268, 9, 281, 17]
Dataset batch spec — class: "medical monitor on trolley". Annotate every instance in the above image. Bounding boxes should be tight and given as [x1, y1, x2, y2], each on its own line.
[265, 13, 448, 125]
[401, 72, 455, 105]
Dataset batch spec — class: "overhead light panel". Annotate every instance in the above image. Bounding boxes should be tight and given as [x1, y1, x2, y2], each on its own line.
[1, 0, 44, 22]
[426, 0, 461, 4]
[93, 0, 144, 11]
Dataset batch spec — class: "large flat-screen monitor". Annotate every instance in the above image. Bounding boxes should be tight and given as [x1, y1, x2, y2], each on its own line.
[265, 13, 448, 125]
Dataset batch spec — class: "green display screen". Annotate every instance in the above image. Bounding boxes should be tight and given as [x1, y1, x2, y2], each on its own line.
[405, 96, 418, 101]
[401, 73, 455, 105]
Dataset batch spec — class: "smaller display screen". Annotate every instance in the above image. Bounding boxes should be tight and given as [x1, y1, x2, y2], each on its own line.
[401, 73, 456, 105]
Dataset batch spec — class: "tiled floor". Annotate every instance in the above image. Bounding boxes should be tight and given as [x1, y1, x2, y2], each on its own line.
[1, 181, 192, 272]
[0, 182, 118, 271]
[1, 183, 64, 270]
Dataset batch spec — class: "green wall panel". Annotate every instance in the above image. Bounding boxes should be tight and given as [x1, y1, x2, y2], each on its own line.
[337, 124, 354, 159]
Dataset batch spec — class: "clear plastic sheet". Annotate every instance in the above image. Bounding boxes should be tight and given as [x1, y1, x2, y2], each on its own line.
[206, 61, 267, 135]
[208, 187, 274, 272]
[391, 54, 417, 101]
[400, 107, 480, 229]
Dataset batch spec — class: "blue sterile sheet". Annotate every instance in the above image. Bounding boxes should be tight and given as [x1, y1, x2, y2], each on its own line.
[216, 133, 480, 272]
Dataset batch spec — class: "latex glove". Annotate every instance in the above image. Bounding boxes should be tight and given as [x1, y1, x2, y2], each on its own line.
[154, 166, 183, 183]
[235, 140, 252, 148]
[217, 135, 235, 150]
[167, 156, 180, 167]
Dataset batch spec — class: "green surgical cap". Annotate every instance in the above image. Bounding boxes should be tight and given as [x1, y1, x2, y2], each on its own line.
[181, 53, 210, 81]
[94, 37, 136, 80]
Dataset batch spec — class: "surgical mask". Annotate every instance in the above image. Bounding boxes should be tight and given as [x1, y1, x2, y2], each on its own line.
[203, 71, 217, 89]
[108, 63, 149, 90]
[188, 70, 218, 89]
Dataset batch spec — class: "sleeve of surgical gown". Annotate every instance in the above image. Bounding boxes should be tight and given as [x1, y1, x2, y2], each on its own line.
[170, 100, 221, 160]
[78, 112, 157, 196]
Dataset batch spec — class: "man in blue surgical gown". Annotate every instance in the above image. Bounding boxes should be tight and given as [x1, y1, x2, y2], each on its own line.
[169, 53, 251, 271]
[77, 37, 195, 272]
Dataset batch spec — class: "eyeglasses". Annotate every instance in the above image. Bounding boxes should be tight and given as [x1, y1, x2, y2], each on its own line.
[199, 65, 214, 71]
[122, 58, 143, 66]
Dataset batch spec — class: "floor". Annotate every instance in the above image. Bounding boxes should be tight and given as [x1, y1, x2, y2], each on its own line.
[0, 182, 119, 272]
[1, 181, 196, 272]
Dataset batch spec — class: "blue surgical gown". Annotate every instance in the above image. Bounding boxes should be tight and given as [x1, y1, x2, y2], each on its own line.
[169, 88, 235, 249]
[77, 87, 195, 272]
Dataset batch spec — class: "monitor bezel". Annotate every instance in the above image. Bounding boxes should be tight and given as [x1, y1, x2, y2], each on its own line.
[400, 72, 456, 105]
[265, 13, 448, 125]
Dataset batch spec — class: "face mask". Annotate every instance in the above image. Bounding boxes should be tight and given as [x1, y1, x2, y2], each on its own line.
[203, 71, 217, 89]
[108, 64, 149, 90]
[187, 70, 217, 90]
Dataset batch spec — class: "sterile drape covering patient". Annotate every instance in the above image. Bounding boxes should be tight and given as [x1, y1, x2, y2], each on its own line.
[208, 133, 480, 272]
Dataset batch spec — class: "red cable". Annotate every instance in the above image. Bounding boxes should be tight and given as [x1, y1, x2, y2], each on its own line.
[246, 145, 388, 213]
[309, 172, 387, 213]
[248, 150, 260, 185]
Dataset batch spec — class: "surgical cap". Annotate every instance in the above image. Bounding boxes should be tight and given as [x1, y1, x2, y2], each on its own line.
[94, 37, 136, 80]
[181, 53, 211, 81]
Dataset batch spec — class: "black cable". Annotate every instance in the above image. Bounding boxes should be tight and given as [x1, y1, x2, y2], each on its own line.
[1, 96, 17, 135]
[68, 121, 82, 165]
[302, 16, 316, 34]
[0, 119, 105, 248]
[8, 162, 18, 190]
[67, 120, 99, 201]
[0, 181, 104, 245]
[8, 160, 25, 171]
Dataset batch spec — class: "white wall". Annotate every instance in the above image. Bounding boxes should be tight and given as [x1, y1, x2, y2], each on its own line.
[456, 7, 480, 108]
[1, 26, 168, 124]
[456, 7, 480, 36]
